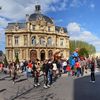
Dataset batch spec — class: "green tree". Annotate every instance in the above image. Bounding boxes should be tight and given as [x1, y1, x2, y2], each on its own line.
[3, 55, 8, 68]
[70, 40, 96, 56]
[78, 48, 89, 57]
[15, 53, 19, 63]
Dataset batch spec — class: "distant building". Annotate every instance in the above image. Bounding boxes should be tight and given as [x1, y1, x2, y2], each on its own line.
[5, 4, 70, 61]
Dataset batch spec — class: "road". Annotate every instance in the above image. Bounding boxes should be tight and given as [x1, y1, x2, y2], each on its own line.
[0, 70, 100, 100]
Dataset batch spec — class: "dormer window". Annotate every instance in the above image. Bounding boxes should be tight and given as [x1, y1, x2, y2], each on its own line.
[60, 38, 64, 46]
[60, 28, 64, 33]
[33, 25, 35, 30]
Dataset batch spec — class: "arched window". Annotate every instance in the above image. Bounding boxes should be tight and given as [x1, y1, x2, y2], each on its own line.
[31, 36, 36, 45]
[47, 37, 52, 45]
[48, 50, 53, 59]
[30, 50, 37, 61]
[40, 37, 45, 45]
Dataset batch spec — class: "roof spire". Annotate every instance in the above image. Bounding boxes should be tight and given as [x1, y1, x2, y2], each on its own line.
[35, 0, 41, 13]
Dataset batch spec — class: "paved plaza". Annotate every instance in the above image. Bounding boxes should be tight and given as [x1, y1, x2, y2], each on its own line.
[0, 70, 100, 100]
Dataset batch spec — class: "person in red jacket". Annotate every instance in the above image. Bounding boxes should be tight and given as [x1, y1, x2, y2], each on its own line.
[66, 61, 71, 76]
[0, 62, 4, 72]
[75, 58, 81, 77]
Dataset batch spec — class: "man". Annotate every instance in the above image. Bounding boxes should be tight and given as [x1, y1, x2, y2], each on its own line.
[90, 57, 95, 83]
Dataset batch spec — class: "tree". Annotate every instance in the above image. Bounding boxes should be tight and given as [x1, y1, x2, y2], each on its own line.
[78, 48, 89, 57]
[3, 55, 8, 68]
[70, 40, 96, 55]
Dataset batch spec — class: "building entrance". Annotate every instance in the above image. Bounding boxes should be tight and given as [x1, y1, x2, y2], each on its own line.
[30, 50, 37, 61]
[40, 50, 45, 61]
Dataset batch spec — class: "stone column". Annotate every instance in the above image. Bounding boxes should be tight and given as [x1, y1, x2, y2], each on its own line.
[12, 49, 15, 61]
[26, 48, 29, 60]
[45, 50, 48, 59]
[37, 49, 40, 60]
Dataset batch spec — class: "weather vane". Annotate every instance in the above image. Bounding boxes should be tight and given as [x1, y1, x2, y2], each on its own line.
[34, 0, 39, 5]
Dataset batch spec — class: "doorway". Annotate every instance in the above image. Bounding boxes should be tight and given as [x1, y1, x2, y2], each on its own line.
[40, 50, 45, 61]
[30, 50, 37, 61]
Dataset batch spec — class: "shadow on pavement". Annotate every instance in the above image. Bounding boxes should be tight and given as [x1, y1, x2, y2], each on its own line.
[0, 89, 6, 93]
[16, 78, 27, 83]
[74, 74, 100, 100]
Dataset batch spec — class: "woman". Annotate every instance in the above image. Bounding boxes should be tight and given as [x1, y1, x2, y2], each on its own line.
[32, 60, 40, 87]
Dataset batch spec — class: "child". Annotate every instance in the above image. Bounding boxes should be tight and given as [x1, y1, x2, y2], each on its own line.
[66, 64, 71, 76]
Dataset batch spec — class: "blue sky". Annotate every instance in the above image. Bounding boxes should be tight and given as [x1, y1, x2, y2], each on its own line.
[0, 0, 100, 52]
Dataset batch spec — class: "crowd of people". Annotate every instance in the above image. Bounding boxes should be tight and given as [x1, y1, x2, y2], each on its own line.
[0, 50, 98, 88]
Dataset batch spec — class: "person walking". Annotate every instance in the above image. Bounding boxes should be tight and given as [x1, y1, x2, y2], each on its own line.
[12, 62, 17, 84]
[42, 60, 49, 88]
[34, 61, 40, 87]
[90, 57, 95, 83]
[48, 61, 53, 86]
[75, 58, 81, 77]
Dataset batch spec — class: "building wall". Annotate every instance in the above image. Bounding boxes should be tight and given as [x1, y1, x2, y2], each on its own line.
[5, 18, 69, 61]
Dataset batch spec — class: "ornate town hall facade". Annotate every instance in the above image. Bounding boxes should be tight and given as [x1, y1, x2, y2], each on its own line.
[5, 5, 70, 61]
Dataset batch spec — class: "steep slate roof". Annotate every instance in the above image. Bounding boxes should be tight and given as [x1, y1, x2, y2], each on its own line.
[55, 26, 68, 33]
[29, 13, 53, 24]
[7, 23, 26, 29]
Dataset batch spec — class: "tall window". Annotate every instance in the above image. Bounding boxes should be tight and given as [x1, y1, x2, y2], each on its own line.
[31, 36, 36, 45]
[22, 49, 26, 59]
[47, 37, 52, 45]
[60, 38, 64, 46]
[48, 50, 53, 58]
[40, 37, 45, 45]
[33, 25, 35, 30]
[24, 35, 28, 46]
[14, 36, 19, 45]
[48, 26, 50, 32]
[8, 35, 12, 46]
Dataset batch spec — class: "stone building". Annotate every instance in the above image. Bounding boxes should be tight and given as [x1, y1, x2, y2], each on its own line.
[5, 5, 70, 61]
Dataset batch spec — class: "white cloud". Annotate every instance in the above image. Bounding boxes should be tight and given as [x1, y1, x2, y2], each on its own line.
[0, 17, 9, 28]
[0, 28, 5, 51]
[0, 0, 67, 20]
[67, 22, 81, 35]
[0, 0, 67, 51]
[90, 4, 95, 9]
[70, 0, 95, 9]
[67, 22, 100, 52]
[70, 0, 87, 7]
